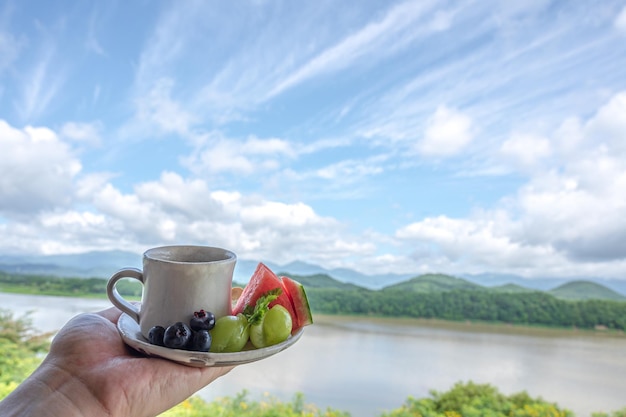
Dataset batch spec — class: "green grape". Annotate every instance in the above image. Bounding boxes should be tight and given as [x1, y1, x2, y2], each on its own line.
[249, 305, 292, 349]
[209, 314, 249, 353]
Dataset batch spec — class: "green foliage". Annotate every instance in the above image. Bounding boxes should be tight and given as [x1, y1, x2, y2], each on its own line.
[489, 284, 536, 294]
[307, 288, 626, 330]
[0, 309, 50, 400]
[549, 281, 625, 301]
[380, 381, 574, 417]
[383, 274, 483, 293]
[592, 409, 626, 417]
[160, 390, 350, 417]
[0, 271, 141, 298]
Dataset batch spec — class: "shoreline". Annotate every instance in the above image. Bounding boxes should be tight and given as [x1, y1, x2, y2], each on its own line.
[312, 313, 626, 338]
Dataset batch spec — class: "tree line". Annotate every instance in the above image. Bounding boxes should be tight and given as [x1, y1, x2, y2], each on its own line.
[0, 271, 140, 298]
[306, 288, 626, 330]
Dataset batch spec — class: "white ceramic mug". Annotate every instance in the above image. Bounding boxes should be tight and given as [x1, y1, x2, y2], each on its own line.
[107, 245, 236, 338]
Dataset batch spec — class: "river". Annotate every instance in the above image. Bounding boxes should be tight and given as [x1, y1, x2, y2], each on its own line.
[1, 292, 625, 416]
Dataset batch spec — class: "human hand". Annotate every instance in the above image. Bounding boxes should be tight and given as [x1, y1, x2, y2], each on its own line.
[0, 307, 234, 417]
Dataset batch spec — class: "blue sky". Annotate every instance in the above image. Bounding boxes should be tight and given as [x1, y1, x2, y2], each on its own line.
[1, 0, 626, 281]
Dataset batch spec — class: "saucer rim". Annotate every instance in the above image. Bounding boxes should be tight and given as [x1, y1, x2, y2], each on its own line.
[116, 312, 304, 367]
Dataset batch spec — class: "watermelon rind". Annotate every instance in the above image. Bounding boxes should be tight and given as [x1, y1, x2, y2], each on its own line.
[281, 276, 313, 330]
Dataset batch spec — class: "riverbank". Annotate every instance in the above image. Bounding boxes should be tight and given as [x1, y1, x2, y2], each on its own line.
[0, 284, 108, 298]
[313, 313, 626, 338]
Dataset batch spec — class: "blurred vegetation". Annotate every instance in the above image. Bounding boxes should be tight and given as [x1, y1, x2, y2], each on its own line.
[380, 381, 575, 417]
[160, 391, 350, 417]
[0, 309, 50, 399]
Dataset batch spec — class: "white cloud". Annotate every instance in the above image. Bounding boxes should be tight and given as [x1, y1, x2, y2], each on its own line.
[417, 106, 473, 156]
[0, 120, 81, 215]
[0, 212, 122, 256]
[614, 5, 626, 33]
[584, 91, 626, 154]
[514, 162, 626, 262]
[0, 169, 370, 264]
[395, 91, 626, 278]
[60, 121, 102, 147]
[315, 157, 385, 181]
[183, 134, 296, 176]
[500, 133, 551, 168]
[396, 214, 553, 271]
[134, 172, 225, 220]
[131, 77, 196, 137]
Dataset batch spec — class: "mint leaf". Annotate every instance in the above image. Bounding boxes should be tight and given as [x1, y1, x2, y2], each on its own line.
[244, 288, 282, 327]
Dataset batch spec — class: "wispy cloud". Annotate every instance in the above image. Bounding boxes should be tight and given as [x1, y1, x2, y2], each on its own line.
[266, 0, 439, 98]
[60, 121, 103, 148]
[614, 4, 626, 32]
[14, 50, 63, 121]
[182, 133, 296, 176]
[85, 7, 106, 56]
[0, 31, 22, 72]
[12, 20, 66, 122]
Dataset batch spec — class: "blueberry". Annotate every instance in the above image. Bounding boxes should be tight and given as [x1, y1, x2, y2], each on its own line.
[148, 325, 166, 346]
[188, 329, 212, 352]
[190, 310, 216, 331]
[163, 322, 192, 349]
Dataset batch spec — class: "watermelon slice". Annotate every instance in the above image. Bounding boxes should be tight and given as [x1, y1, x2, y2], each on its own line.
[280, 276, 313, 329]
[232, 262, 312, 332]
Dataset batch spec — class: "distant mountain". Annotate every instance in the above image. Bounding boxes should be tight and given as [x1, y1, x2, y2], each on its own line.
[382, 273, 482, 293]
[0, 250, 142, 278]
[549, 281, 626, 301]
[276, 260, 411, 289]
[235, 259, 411, 289]
[461, 272, 626, 297]
[285, 273, 365, 290]
[460, 273, 567, 291]
[488, 283, 536, 293]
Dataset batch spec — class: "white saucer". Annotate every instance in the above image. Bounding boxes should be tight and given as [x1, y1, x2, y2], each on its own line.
[117, 313, 304, 367]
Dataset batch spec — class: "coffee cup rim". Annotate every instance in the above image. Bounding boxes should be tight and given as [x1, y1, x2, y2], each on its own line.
[143, 245, 237, 265]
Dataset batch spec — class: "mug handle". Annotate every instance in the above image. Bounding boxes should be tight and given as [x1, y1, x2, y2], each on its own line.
[107, 268, 143, 324]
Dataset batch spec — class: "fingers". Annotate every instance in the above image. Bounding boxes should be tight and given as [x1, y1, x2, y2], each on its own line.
[95, 306, 124, 324]
[184, 364, 236, 394]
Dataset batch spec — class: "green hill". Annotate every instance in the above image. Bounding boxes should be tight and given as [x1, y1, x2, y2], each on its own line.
[549, 280, 626, 301]
[488, 283, 536, 293]
[281, 272, 365, 290]
[382, 273, 483, 293]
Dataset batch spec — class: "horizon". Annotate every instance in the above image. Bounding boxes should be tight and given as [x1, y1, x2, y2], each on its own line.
[2, 249, 626, 297]
[1, 2, 626, 282]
